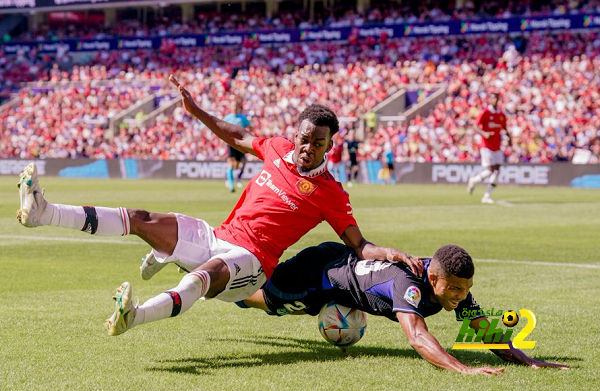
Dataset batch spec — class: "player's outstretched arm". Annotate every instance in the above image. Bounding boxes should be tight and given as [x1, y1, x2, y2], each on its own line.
[472, 126, 490, 139]
[169, 74, 256, 156]
[341, 226, 423, 276]
[397, 312, 505, 375]
[469, 318, 570, 370]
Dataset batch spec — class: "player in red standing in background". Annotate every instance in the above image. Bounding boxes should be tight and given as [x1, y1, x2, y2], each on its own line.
[327, 133, 344, 182]
[467, 93, 512, 204]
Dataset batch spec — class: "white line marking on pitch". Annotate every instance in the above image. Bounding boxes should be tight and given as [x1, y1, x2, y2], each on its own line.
[284, 248, 600, 269]
[3, 235, 599, 270]
[474, 258, 600, 269]
[0, 234, 143, 245]
[495, 200, 515, 207]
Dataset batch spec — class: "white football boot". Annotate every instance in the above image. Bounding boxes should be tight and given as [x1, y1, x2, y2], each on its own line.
[17, 163, 48, 227]
[104, 282, 137, 336]
[140, 251, 167, 280]
[466, 178, 476, 195]
[481, 195, 495, 204]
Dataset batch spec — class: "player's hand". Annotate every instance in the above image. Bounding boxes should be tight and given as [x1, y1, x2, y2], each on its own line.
[387, 250, 423, 277]
[464, 366, 505, 375]
[169, 74, 197, 114]
[483, 132, 490, 139]
[527, 359, 570, 370]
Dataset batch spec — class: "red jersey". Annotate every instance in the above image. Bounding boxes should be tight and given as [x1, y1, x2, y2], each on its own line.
[214, 136, 357, 278]
[476, 108, 506, 151]
[329, 144, 343, 164]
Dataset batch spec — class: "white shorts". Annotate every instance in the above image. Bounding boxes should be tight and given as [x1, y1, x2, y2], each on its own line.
[151, 213, 266, 302]
[480, 148, 504, 167]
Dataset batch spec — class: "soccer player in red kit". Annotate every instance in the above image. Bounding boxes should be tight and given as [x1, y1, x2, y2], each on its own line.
[467, 93, 512, 204]
[327, 133, 344, 182]
[16, 75, 421, 336]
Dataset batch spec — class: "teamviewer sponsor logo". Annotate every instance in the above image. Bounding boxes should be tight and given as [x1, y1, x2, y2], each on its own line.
[255, 170, 299, 210]
[256, 170, 272, 186]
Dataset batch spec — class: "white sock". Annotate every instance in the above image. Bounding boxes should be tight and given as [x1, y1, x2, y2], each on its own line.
[132, 270, 211, 327]
[484, 171, 499, 198]
[472, 169, 492, 183]
[44, 204, 129, 236]
[489, 170, 499, 185]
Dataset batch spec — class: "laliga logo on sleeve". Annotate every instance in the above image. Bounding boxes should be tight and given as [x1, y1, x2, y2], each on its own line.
[404, 286, 421, 307]
[296, 178, 317, 196]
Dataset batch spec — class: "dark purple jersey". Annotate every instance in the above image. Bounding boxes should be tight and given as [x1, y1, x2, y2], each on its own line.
[263, 242, 482, 322]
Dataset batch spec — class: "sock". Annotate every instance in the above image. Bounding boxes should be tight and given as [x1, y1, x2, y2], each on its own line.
[227, 168, 234, 190]
[484, 183, 496, 198]
[472, 169, 492, 183]
[489, 170, 499, 185]
[132, 270, 210, 327]
[44, 204, 129, 236]
[236, 168, 243, 181]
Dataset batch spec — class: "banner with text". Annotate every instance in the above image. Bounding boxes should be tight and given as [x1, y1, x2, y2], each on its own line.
[1, 159, 599, 188]
[3, 14, 600, 54]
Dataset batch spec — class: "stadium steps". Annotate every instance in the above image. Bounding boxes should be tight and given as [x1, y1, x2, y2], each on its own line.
[108, 94, 156, 137]
[142, 96, 180, 128]
[363, 83, 447, 130]
[0, 96, 21, 112]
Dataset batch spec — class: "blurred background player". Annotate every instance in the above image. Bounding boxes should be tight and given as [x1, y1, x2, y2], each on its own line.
[223, 100, 252, 192]
[327, 133, 344, 182]
[467, 93, 512, 204]
[345, 129, 360, 187]
[383, 141, 396, 185]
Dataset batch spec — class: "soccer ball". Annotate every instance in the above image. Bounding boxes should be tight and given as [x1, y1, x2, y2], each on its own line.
[318, 302, 367, 347]
[502, 310, 519, 327]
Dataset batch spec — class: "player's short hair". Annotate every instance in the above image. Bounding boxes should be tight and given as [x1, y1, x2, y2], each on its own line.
[299, 104, 339, 136]
[432, 245, 474, 279]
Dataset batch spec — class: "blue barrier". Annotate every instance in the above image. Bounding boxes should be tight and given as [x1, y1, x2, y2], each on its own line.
[2, 14, 600, 54]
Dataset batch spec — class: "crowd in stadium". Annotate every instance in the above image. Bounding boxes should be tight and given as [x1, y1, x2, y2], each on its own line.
[1, 3, 600, 165]
[10, 0, 600, 43]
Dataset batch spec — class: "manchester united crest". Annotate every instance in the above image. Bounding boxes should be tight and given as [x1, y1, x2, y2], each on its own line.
[296, 178, 317, 196]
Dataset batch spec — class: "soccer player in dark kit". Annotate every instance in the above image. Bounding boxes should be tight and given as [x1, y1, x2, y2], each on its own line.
[240, 242, 570, 375]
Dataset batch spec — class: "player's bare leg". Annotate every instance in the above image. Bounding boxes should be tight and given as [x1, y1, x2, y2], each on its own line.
[481, 164, 501, 204]
[467, 166, 493, 195]
[17, 163, 180, 278]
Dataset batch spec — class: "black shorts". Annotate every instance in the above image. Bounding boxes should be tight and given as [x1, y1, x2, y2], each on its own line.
[263, 242, 349, 316]
[387, 162, 394, 170]
[228, 146, 245, 161]
[349, 154, 358, 166]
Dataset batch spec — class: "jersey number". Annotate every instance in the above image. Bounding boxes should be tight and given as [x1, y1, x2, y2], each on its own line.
[283, 301, 307, 313]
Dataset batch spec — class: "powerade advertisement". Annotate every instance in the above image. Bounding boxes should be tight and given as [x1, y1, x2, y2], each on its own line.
[1, 159, 598, 188]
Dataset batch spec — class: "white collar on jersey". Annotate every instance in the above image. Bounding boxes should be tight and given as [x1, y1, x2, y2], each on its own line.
[488, 105, 500, 114]
[283, 150, 329, 178]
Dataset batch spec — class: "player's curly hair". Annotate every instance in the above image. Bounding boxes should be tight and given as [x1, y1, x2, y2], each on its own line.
[433, 245, 474, 279]
[298, 104, 339, 135]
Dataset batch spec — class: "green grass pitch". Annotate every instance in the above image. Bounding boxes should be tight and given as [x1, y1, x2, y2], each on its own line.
[0, 177, 599, 390]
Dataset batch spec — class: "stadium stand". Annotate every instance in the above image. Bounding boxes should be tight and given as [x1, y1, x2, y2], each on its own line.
[1, 1, 599, 164]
